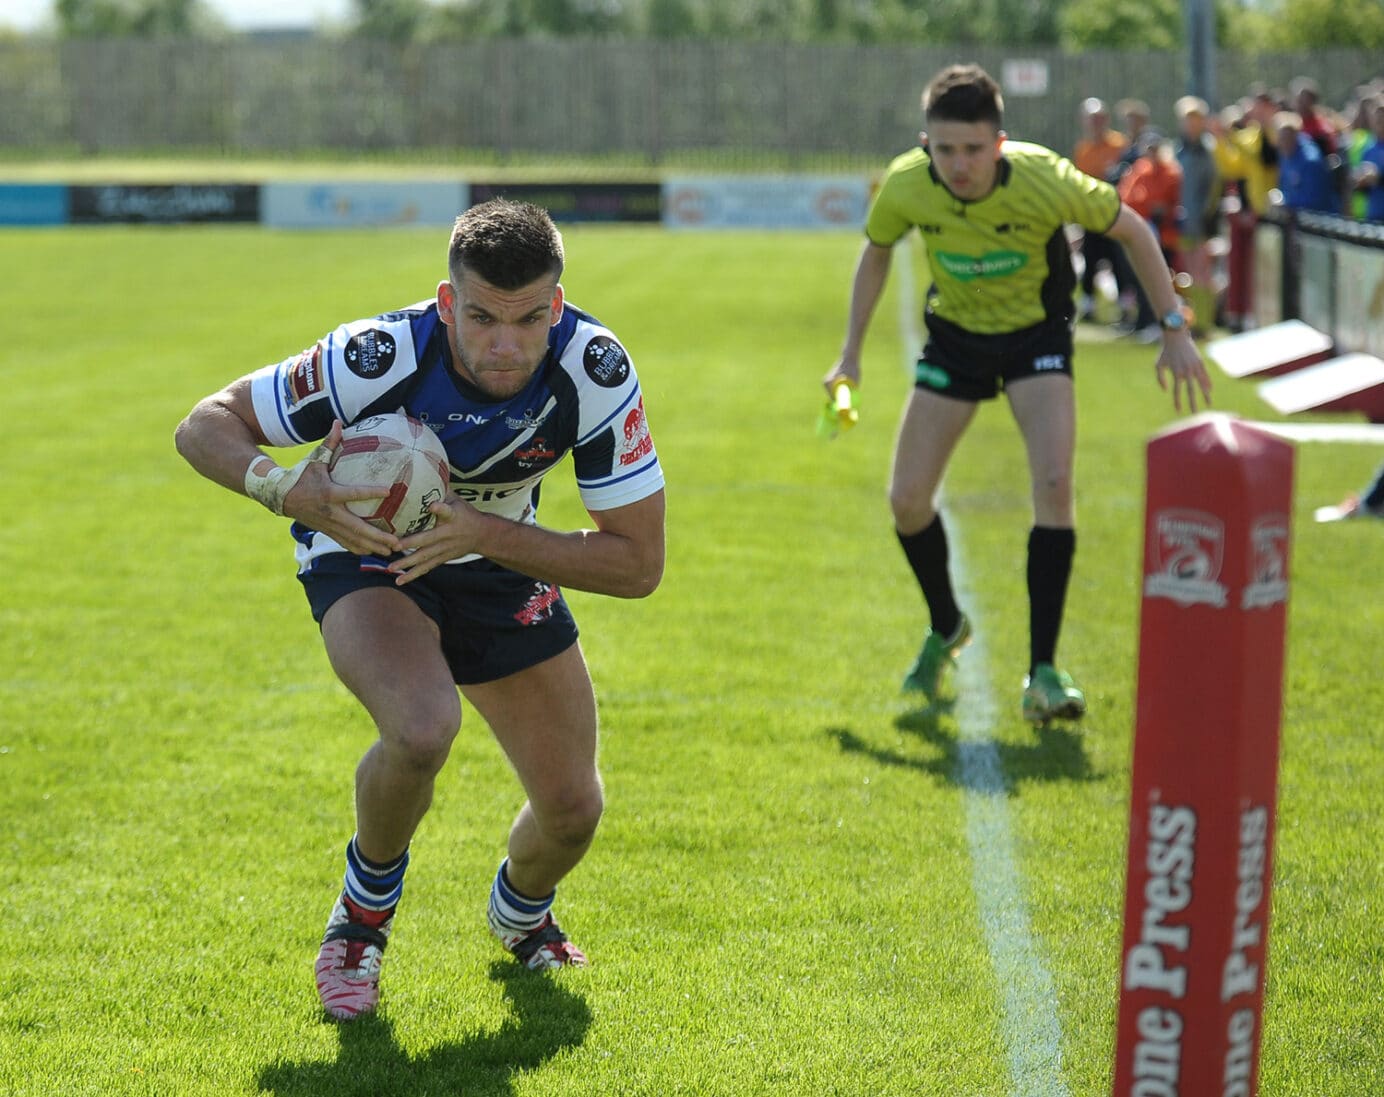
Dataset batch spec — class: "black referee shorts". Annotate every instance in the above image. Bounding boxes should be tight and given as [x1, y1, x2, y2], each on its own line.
[915, 313, 1075, 402]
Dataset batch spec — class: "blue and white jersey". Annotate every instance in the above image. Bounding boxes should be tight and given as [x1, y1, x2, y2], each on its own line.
[248, 298, 664, 569]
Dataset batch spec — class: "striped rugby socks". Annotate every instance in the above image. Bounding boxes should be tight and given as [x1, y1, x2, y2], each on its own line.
[343, 836, 409, 913]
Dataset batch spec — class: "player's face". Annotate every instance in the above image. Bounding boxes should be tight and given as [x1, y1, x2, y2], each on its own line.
[922, 120, 1005, 201]
[437, 271, 563, 400]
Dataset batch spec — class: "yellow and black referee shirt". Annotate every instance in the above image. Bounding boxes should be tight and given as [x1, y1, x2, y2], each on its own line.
[866, 140, 1122, 335]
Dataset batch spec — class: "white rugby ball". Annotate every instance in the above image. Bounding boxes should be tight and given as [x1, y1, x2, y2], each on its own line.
[329, 413, 450, 536]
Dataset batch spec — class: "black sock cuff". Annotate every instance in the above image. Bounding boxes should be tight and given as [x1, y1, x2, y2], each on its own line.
[1029, 526, 1075, 552]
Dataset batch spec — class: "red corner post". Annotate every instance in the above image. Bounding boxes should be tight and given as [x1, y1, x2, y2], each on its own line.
[1113, 415, 1294, 1097]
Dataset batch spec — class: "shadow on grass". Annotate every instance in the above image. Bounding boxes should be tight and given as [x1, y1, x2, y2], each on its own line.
[256, 960, 591, 1097]
[827, 701, 1098, 790]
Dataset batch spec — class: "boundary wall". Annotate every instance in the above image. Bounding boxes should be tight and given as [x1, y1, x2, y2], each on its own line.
[5, 177, 1381, 361]
[0, 177, 869, 231]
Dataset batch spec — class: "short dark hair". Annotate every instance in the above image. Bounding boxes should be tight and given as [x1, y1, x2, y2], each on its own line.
[448, 198, 565, 289]
[922, 64, 1003, 129]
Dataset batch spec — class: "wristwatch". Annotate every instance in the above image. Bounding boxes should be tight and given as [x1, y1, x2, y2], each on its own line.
[1159, 308, 1188, 332]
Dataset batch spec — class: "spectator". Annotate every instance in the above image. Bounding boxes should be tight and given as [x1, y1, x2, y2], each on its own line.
[1291, 76, 1338, 157]
[1352, 101, 1384, 221]
[1173, 96, 1224, 337]
[1216, 90, 1281, 331]
[1273, 112, 1340, 214]
[1345, 93, 1378, 217]
[1319, 460, 1384, 522]
[1118, 131, 1184, 341]
[1106, 99, 1153, 324]
[1073, 97, 1129, 321]
[1351, 99, 1384, 222]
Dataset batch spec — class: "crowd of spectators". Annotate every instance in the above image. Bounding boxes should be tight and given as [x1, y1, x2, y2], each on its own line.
[1071, 75, 1384, 340]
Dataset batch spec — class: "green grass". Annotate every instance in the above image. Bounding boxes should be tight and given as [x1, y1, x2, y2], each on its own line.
[1, 225, 1381, 1096]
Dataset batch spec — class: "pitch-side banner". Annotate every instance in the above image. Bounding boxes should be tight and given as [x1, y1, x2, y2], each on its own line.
[262, 182, 469, 228]
[68, 184, 260, 224]
[1113, 414, 1293, 1097]
[662, 176, 869, 229]
[0, 184, 68, 225]
[468, 182, 661, 223]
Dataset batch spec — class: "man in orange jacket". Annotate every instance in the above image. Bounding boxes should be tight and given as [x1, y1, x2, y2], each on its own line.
[1118, 131, 1184, 341]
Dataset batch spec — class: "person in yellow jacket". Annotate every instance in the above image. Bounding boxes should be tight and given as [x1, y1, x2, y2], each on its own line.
[1213, 91, 1281, 331]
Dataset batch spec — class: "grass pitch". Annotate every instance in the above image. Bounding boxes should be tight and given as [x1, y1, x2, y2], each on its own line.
[1, 224, 1380, 1096]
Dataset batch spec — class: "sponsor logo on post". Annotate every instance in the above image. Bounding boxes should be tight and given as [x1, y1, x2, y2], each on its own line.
[1123, 801, 1197, 1096]
[1241, 517, 1289, 610]
[1144, 508, 1228, 607]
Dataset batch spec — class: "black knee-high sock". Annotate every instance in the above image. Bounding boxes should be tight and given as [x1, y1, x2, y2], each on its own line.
[1028, 526, 1076, 671]
[897, 515, 961, 639]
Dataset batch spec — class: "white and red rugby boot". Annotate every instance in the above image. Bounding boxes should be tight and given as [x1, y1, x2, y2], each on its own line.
[489, 910, 588, 970]
[315, 892, 394, 1019]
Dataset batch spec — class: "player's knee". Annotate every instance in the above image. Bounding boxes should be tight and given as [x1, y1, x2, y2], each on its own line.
[539, 782, 604, 849]
[889, 482, 936, 532]
[378, 696, 461, 775]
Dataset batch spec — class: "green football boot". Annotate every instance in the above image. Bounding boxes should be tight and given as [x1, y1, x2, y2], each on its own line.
[1022, 663, 1087, 723]
[901, 614, 972, 699]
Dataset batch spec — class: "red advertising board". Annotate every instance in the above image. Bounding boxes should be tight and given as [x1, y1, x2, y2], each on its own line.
[1113, 415, 1294, 1097]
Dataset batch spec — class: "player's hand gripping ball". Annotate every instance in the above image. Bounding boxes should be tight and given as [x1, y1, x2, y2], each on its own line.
[329, 413, 451, 536]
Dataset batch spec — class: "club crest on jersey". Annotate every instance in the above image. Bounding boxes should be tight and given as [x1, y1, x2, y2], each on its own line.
[618, 400, 653, 466]
[515, 437, 557, 469]
[283, 345, 324, 407]
[583, 336, 629, 388]
[343, 328, 398, 378]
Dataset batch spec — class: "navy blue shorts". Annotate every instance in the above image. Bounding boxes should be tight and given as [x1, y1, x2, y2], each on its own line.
[915, 313, 1075, 401]
[298, 553, 579, 685]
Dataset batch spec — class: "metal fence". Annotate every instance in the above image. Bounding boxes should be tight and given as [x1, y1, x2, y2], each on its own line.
[1, 38, 1379, 166]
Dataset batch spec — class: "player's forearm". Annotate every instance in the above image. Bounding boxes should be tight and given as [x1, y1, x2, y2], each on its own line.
[466, 512, 664, 599]
[840, 243, 893, 359]
[174, 391, 269, 495]
[1109, 209, 1183, 319]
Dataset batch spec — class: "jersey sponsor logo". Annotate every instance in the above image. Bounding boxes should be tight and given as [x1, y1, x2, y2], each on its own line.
[343, 328, 398, 378]
[1033, 354, 1067, 372]
[617, 399, 653, 466]
[416, 411, 492, 427]
[283, 345, 324, 407]
[583, 335, 630, 388]
[933, 249, 1027, 281]
[505, 408, 547, 430]
[915, 361, 951, 390]
[452, 482, 530, 503]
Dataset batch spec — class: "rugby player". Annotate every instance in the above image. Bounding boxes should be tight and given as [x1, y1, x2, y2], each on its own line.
[176, 199, 665, 1018]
